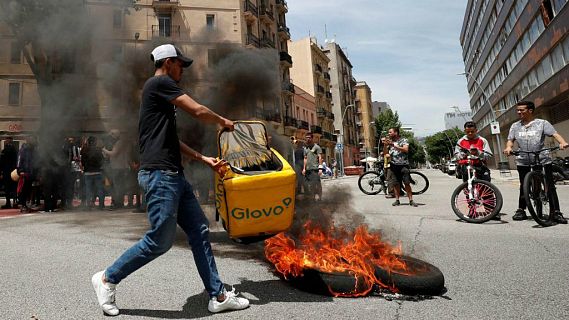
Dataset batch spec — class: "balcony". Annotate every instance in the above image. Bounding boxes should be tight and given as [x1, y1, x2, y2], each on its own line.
[331, 134, 337, 143]
[284, 116, 297, 128]
[325, 92, 332, 100]
[246, 33, 260, 47]
[277, 24, 290, 39]
[264, 112, 282, 124]
[316, 85, 325, 95]
[323, 72, 331, 82]
[311, 125, 323, 134]
[275, 0, 288, 12]
[279, 51, 292, 67]
[297, 120, 309, 131]
[314, 64, 323, 74]
[152, 25, 180, 38]
[281, 81, 295, 94]
[327, 111, 335, 120]
[152, 0, 179, 10]
[260, 37, 275, 48]
[317, 107, 326, 118]
[243, 0, 258, 21]
[259, 4, 274, 23]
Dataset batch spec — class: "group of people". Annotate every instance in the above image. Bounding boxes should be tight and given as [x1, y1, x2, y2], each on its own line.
[291, 132, 337, 201]
[450, 101, 567, 223]
[0, 131, 145, 213]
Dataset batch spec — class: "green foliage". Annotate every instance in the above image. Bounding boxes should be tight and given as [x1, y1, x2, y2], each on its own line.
[373, 109, 402, 138]
[401, 131, 426, 167]
[424, 127, 464, 164]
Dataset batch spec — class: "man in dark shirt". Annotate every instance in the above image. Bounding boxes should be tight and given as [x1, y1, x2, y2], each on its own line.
[1, 137, 18, 209]
[91, 44, 249, 316]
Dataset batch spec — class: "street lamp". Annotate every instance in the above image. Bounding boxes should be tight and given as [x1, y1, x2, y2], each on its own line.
[336, 104, 354, 176]
[457, 72, 505, 166]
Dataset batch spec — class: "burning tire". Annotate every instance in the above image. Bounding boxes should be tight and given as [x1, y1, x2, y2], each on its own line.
[374, 255, 445, 295]
[288, 269, 370, 297]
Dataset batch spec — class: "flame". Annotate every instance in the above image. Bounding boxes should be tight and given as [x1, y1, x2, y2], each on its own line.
[264, 221, 409, 297]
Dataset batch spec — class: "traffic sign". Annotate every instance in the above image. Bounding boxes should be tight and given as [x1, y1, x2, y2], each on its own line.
[336, 143, 343, 150]
[490, 121, 500, 135]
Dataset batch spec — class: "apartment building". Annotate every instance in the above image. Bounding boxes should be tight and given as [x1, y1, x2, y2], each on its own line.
[460, 0, 569, 166]
[323, 40, 358, 168]
[354, 81, 377, 157]
[0, 0, 293, 143]
[288, 36, 336, 163]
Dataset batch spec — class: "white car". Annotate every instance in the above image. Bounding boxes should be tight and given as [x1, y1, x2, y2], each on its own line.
[447, 162, 457, 175]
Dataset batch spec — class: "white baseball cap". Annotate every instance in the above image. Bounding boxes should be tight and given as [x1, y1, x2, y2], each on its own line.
[150, 44, 193, 67]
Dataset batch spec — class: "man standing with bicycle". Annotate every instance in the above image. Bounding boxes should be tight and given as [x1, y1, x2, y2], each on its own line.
[383, 127, 418, 207]
[454, 121, 493, 182]
[503, 101, 568, 224]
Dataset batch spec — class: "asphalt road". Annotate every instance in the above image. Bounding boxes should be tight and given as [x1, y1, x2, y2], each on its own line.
[0, 169, 568, 320]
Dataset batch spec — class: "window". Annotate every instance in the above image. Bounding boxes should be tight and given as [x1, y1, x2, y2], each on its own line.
[158, 14, 172, 37]
[551, 44, 566, 73]
[113, 10, 122, 29]
[206, 14, 215, 30]
[552, 0, 567, 14]
[563, 36, 569, 61]
[527, 69, 538, 91]
[10, 42, 21, 64]
[8, 83, 21, 106]
[208, 49, 218, 67]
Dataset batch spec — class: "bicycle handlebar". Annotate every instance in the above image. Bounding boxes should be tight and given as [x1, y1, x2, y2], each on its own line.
[510, 146, 559, 156]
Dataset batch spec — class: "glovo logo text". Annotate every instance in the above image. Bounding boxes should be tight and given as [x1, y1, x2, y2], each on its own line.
[231, 198, 292, 220]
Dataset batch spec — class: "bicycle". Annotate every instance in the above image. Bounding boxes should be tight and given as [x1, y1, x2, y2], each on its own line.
[511, 147, 562, 227]
[450, 148, 503, 223]
[358, 162, 429, 196]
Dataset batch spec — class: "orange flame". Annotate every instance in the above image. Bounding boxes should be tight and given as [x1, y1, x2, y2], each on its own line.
[264, 221, 409, 297]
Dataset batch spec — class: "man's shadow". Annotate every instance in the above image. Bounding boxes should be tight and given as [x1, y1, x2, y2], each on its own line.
[120, 278, 333, 319]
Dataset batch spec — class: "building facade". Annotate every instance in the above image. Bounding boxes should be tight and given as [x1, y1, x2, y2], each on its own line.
[354, 81, 376, 158]
[460, 0, 569, 167]
[0, 0, 293, 144]
[323, 41, 358, 169]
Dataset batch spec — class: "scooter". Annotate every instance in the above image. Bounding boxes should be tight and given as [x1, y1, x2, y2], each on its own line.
[552, 157, 569, 181]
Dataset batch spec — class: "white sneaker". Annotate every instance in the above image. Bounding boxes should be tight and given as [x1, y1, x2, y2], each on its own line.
[91, 270, 119, 316]
[208, 287, 250, 313]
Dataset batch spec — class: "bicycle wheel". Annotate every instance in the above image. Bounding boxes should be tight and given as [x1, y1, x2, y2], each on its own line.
[358, 171, 384, 195]
[409, 171, 429, 195]
[451, 179, 502, 223]
[523, 171, 555, 227]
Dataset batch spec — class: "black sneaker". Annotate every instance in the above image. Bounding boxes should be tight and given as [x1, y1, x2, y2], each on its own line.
[409, 200, 418, 207]
[392, 200, 400, 206]
[512, 209, 528, 221]
[552, 212, 568, 225]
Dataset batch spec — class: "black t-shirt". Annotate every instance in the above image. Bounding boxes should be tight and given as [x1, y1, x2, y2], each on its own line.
[139, 75, 184, 171]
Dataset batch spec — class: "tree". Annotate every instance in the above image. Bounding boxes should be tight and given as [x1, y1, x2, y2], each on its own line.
[0, 0, 138, 163]
[373, 109, 401, 139]
[401, 131, 426, 168]
[424, 127, 463, 164]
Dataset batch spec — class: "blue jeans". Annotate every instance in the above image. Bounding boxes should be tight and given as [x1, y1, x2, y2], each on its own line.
[105, 169, 224, 297]
[84, 173, 104, 208]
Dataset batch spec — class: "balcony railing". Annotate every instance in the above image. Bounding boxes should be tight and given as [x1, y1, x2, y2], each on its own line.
[281, 81, 294, 93]
[152, 0, 180, 9]
[259, 4, 274, 22]
[315, 64, 323, 74]
[152, 25, 180, 38]
[277, 24, 290, 39]
[316, 85, 325, 94]
[244, 0, 258, 17]
[279, 51, 292, 65]
[327, 111, 335, 120]
[323, 131, 333, 141]
[275, 0, 288, 12]
[298, 120, 309, 130]
[325, 92, 332, 99]
[317, 107, 326, 118]
[311, 125, 323, 134]
[246, 33, 260, 47]
[323, 72, 331, 81]
[263, 111, 281, 123]
[284, 116, 297, 127]
[260, 37, 275, 48]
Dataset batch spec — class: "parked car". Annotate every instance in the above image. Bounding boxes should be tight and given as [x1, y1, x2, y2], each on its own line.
[447, 161, 457, 175]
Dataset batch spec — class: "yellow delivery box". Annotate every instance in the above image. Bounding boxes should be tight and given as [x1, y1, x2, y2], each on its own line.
[215, 121, 296, 242]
